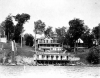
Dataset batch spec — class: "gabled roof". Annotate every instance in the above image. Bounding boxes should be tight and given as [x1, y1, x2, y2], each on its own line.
[76, 38, 84, 43]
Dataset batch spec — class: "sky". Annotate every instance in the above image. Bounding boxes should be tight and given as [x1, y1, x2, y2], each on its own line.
[0, 0, 100, 36]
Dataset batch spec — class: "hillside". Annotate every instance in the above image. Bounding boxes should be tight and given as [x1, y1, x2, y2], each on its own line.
[0, 42, 35, 59]
[0, 42, 92, 65]
[74, 49, 90, 64]
[16, 43, 36, 57]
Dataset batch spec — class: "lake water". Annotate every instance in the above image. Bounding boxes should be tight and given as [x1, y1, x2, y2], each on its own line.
[0, 66, 100, 78]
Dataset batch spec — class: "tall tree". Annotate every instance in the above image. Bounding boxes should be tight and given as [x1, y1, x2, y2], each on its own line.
[92, 24, 100, 45]
[81, 25, 94, 48]
[44, 26, 52, 37]
[0, 21, 6, 37]
[13, 13, 30, 42]
[64, 29, 71, 46]
[34, 20, 46, 51]
[1, 14, 14, 40]
[68, 18, 85, 52]
[56, 26, 66, 45]
[34, 20, 45, 34]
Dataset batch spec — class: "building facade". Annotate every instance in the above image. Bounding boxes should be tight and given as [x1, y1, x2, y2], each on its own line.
[33, 52, 80, 65]
[37, 32, 63, 52]
[37, 36, 62, 52]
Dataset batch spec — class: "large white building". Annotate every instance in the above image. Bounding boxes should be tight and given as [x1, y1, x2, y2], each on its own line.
[33, 52, 80, 65]
[37, 37, 62, 51]
[37, 32, 62, 52]
[34, 32, 80, 65]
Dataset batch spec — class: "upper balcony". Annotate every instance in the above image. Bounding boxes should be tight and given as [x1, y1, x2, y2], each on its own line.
[38, 38, 58, 44]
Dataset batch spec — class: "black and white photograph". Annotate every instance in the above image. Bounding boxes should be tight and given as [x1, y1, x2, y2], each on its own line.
[0, 0, 100, 78]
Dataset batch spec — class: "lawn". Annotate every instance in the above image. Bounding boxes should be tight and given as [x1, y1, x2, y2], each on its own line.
[16, 44, 36, 57]
[0, 42, 36, 59]
[74, 49, 90, 64]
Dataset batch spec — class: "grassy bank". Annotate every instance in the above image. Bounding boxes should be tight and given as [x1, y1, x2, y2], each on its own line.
[16, 43, 35, 57]
[75, 52, 89, 64]
[0, 42, 35, 60]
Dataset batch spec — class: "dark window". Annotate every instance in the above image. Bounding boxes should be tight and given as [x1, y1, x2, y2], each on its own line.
[56, 56, 58, 58]
[51, 56, 54, 59]
[42, 55, 45, 58]
[61, 56, 63, 60]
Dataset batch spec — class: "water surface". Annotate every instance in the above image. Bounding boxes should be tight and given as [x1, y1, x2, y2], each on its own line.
[0, 66, 100, 78]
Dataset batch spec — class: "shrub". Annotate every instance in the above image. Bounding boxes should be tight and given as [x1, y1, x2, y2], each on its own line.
[86, 46, 100, 64]
[24, 34, 34, 47]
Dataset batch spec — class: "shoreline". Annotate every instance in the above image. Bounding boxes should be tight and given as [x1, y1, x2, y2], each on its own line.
[0, 63, 100, 67]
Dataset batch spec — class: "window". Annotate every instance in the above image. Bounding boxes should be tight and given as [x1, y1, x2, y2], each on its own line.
[42, 55, 45, 58]
[56, 56, 58, 59]
[67, 56, 68, 60]
[61, 56, 63, 60]
[51, 56, 54, 60]
[44, 40, 45, 43]
[47, 55, 49, 59]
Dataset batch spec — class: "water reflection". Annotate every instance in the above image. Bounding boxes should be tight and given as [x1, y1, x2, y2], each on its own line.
[0, 66, 100, 78]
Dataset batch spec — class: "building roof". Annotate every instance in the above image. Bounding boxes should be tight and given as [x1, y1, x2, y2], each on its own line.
[76, 38, 84, 43]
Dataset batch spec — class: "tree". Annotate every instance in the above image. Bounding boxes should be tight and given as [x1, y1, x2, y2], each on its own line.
[81, 26, 94, 48]
[64, 29, 71, 45]
[44, 26, 53, 37]
[13, 13, 30, 42]
[86, 46, 100, 64]
[92, 24, 100, 45]
[24, 34, 34, 47]
[0, 21, 5, 37]
[56, 26, 67, 46]
[34, 20, 46, 51]
[1, 14, 14, 40]
[34, 20, 45, 34]
[68, 18, 85, 53]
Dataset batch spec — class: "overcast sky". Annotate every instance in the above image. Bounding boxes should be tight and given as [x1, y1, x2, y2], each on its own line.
[0, 0, 100, 35]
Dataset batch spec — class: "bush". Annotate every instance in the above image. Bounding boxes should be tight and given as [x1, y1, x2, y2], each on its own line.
[86, 46, 100, 64]
[24, 34, 34, 47]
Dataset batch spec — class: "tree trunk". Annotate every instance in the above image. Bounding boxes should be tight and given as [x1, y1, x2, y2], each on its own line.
[74, 42, 76, 54]
[21, 34, 22, 48]
[8, 32, 9, 41]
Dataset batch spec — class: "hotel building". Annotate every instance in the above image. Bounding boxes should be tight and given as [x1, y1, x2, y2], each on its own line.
[34, 32, 80, 65]
[37, 32, 63, 52]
